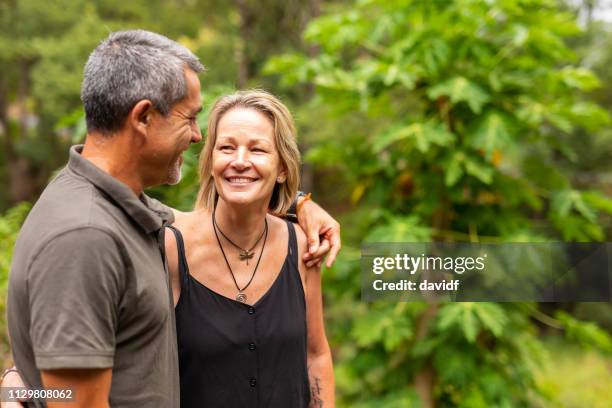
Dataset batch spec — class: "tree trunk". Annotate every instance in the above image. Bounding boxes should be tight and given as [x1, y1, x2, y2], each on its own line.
[414, 303, 439, 408]
[0, 73, 8, 138]
[2, 59, 40, 205]
[298, 0, 322, 194]
[583, 0, 594, 27]
[235, 0, 254, 88]
[305, 0, 321, 98]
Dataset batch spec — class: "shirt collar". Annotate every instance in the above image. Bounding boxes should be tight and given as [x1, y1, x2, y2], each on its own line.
[67, 145, 174, 234]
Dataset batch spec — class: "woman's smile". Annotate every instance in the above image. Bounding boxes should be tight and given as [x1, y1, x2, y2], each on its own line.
[224, 176, 259, 185]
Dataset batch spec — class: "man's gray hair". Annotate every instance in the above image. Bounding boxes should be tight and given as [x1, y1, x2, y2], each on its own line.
[81, 30, 205, 134]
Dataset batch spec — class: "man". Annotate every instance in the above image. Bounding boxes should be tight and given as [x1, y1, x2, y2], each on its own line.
[4, 30, 340, 408]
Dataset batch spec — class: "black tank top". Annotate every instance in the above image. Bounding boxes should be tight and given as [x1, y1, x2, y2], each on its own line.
[168, 220, 310, 408]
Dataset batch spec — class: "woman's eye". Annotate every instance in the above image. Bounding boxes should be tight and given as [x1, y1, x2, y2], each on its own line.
[252, 147, 266, 153]
[219, 145, 234, 151]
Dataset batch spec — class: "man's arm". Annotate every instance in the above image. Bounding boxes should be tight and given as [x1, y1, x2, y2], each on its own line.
[41, 369, 112, 408]
[295, 196, 341, 269]
[0, 367, 112, 408]
[25, 228, 124, 406]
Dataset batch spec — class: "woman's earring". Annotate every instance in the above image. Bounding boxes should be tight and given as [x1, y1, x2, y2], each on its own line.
[277, 176, 285, 183]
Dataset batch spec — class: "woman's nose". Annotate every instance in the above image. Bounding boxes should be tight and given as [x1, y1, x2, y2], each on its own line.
[232, 147, 251, 169]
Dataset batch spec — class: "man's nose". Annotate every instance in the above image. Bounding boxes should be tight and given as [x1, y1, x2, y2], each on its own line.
[191, 124, 202, 143]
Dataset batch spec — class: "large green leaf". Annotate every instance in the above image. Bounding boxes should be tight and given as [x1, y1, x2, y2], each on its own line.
[551, 190, 597, 223]
[469, 110, 514, 158]
[556, 311, 612, 352]
[445, 152, 465, 187]
[438, 303, 480, 343]
[473, 303, 507, 337]
[582, 191, 612, 215]
[558, 66, 601, 91]
[438, 303, 509, 343]
[372, 121, 454, 153]
[350, 310, 389, 347]
[427, 76, 491, 114]
[366, 215, 432, 242]
[464, 156, 494, 185]
[443, 152, 493, 186]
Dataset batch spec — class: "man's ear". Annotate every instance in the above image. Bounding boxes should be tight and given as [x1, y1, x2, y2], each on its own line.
[129, 100, 154, 135]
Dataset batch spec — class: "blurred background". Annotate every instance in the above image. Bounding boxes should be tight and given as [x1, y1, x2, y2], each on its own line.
[1, 0, 612, 406]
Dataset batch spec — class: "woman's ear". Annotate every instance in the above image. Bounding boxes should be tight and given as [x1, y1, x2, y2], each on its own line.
[276, 163, 288, 183]
[130, 99, 154, 135]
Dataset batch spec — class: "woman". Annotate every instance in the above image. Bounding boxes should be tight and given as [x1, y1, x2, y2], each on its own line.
[165, 90, 334, 407]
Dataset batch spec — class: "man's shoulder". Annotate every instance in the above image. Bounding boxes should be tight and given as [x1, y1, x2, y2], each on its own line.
[33, 168, 113, 221]
[15, 168, 124, 258]
[144, 195, 175, 223]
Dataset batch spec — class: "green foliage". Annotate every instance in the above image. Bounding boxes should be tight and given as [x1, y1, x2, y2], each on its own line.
[267, 0, 612, 405]
[268, 0, 609, 242]
[0, 0, 244, 210]
[536, 339, 612, 408]
[427, 77, 491, 115]
[0, 203, 31, 365]
[556, 311, 612, 353]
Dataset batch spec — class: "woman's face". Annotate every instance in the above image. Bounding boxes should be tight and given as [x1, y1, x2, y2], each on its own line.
[212, 107, 285, 209]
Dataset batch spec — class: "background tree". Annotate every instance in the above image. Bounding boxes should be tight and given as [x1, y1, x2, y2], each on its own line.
[0, 0, 323, 210]
[266, 0, 612, 406]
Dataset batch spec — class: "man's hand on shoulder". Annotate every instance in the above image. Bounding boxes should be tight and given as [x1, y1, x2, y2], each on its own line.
[296, 198, 341, 269]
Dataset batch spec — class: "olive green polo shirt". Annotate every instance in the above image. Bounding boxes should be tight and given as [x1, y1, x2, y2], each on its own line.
[7, 145, 179, 407]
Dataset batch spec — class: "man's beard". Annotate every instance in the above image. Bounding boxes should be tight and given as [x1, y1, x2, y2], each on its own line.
[166, 157, 182, 185]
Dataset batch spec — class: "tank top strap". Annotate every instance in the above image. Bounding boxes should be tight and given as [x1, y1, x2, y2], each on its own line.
[166, 225, 190, 292]
[285, 220, 300, 272]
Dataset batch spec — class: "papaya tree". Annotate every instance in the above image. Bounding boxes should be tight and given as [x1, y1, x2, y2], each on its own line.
[266, 0, 612, 406]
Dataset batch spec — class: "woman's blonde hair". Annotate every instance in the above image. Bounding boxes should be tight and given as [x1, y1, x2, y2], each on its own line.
[195, 90, 301, 215]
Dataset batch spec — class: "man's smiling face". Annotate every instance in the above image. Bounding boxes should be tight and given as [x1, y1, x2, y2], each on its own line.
[145, 68, 203, 186]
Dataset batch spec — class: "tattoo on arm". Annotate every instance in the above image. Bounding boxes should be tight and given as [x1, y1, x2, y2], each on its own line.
[308, 365, 324, 407]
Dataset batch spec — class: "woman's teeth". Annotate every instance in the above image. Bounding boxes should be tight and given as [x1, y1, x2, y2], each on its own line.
[227, 177, 255, 184]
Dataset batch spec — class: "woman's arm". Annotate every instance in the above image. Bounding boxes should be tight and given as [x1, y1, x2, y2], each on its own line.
[1, 367, 27, 408]
[305, 264, 335, 407]
[296, 226, 335, 407]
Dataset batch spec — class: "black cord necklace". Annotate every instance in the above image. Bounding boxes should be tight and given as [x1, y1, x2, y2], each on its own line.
[213, 210, 267, 264]
[212, 206, 268, 303]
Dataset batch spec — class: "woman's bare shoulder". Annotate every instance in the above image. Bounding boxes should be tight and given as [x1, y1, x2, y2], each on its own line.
[167, 210, 209, 250]
[172, 209, 209, 230]
[292, 221, 308, 253]
[171, 208, 189, 228]
[264, 215, 302, 247]
[267, 216, 308, 277]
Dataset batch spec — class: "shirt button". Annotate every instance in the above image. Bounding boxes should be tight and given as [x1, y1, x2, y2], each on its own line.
[248, 343, 256, 351]
[249, 378, 257, 387]
[248, 307, 255, 315]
